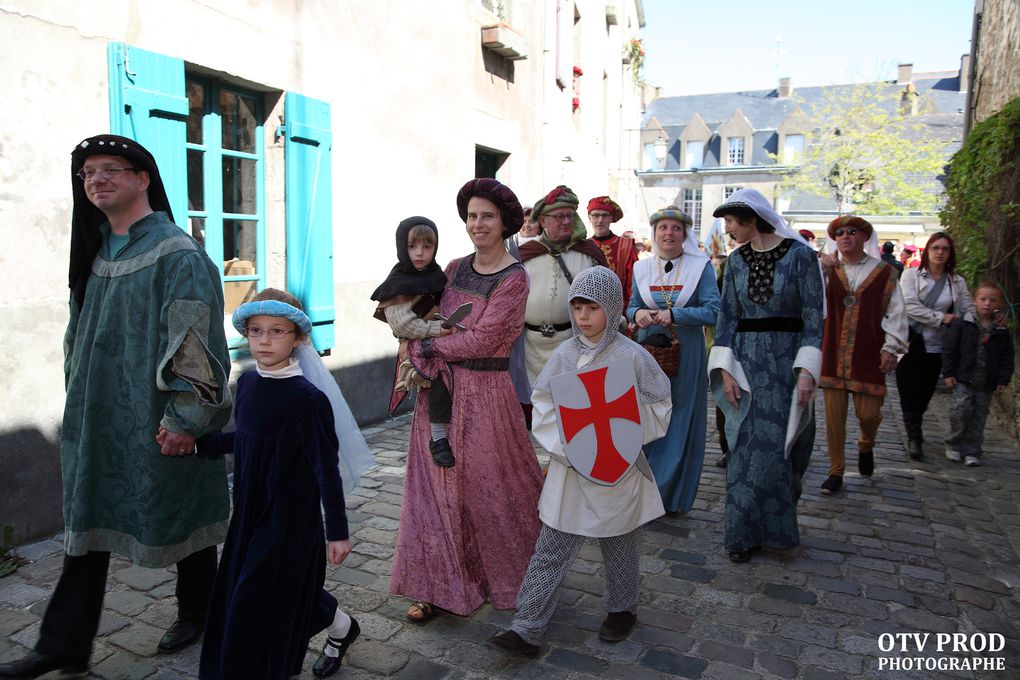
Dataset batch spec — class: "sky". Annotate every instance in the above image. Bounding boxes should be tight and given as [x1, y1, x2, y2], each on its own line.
[640, 0, 975, 96]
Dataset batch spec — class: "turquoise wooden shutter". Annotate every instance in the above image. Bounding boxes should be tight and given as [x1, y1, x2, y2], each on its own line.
[107, 43, 188, 227]
[284, 93, 335, 352]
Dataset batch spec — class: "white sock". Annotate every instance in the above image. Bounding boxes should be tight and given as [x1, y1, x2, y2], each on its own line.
[323, 608, 352, 657]
[430, 423, 447, 441]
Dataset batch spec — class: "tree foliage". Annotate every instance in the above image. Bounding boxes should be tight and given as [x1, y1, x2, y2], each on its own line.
[778, 83, 949, 215]
[940, 96, 1020, 306]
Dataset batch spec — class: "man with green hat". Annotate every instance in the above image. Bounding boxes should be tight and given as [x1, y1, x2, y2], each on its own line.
[518, 185, 608, 384]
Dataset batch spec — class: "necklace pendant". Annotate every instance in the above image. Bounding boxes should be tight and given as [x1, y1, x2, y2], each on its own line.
[844, 294, 857, 307]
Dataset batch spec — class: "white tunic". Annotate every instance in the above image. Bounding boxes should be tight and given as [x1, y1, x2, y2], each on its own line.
[532, 337, 672, 538]
[523, 249, 599, 383]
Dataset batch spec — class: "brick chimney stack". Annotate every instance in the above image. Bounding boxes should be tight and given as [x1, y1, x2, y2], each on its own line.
[779, 77, 792, 98]
[897, 63, 913, 85]
[959, 54, 971, 92]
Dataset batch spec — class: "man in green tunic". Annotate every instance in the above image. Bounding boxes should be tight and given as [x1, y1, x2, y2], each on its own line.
[0, 135, 232, 679]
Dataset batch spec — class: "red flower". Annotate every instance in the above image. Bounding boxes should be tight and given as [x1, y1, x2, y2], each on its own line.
[573, 66, 584, 76]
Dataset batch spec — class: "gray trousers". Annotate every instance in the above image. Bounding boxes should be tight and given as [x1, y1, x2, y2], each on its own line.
[510, 524, 640, 645]
[945, 382, 993, 457]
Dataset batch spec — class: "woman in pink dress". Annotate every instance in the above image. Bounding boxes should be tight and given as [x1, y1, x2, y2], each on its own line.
[389, 179, 544, 620]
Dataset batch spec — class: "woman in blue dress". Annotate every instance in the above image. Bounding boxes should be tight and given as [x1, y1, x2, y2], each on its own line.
[708, 189, 824, 563]
[627, 206, 719, 513]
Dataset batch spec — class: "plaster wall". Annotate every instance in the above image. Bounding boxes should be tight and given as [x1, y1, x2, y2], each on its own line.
[0, 0, 645, 544]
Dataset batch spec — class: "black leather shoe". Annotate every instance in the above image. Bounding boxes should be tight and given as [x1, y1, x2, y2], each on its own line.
[0, 650, 88, 678]
[820, 475, 843, 496]
[486, 630, 540, 657]
[907, 439, 923, 460]
[858, 450, 875, 477]
[313, 618, 360, 677]
[727, 545, 760, 564]
[429, 438, 455, 467]
[157, 619, 202, 653]
[598, 611, 637, 642]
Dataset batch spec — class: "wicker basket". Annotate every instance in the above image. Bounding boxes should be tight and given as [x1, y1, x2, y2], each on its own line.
[636, 322, 680, 378]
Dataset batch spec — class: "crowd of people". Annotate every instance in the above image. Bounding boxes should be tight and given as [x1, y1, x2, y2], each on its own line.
[1, 136, 1013, 679]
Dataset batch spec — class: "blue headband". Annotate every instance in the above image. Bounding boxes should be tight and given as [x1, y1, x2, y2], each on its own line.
[232, 300, 312, 335]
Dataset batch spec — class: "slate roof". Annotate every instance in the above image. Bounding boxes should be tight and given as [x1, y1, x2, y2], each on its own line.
[642, 76, 966, 174]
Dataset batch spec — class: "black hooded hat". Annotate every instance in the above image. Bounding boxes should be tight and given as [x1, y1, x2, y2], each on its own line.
[370, 216, 447, 302]
[69, 135, 173, 307]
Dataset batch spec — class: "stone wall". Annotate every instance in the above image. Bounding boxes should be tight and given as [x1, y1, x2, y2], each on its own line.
[972, 0, 1020, 124]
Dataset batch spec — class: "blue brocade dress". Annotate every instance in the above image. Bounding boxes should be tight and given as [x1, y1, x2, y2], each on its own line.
[712, 240, 823, 551]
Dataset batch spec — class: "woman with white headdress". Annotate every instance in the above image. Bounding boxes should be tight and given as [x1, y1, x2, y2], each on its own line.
[708, 189, 824, 564]
[626, 206, 720, 514]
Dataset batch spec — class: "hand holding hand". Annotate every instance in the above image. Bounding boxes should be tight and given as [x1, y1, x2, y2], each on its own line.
[879, 351, 898, 374]
[159, 428, 196, 456]
[327, 539, 353, 565]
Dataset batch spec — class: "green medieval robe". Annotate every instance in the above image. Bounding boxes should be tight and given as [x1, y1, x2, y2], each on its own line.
[61, 211, 232, 568]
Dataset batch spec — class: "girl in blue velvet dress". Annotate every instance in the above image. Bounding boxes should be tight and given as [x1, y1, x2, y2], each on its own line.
[183, 289, 371, 679]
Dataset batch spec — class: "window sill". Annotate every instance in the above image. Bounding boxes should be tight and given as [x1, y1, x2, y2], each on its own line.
[481, 23, 528, 61]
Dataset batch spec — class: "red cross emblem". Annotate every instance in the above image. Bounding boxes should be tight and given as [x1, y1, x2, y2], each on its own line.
[550, 359, 644, 486]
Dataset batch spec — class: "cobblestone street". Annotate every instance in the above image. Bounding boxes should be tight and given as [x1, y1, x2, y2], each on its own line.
[2, 383, 1019, 679]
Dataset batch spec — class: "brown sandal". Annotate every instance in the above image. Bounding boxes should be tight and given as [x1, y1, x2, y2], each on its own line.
[406, 601, 436, 623]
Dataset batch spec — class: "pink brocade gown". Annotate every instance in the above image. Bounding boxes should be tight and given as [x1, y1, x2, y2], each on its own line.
[389, 255, 543, 615]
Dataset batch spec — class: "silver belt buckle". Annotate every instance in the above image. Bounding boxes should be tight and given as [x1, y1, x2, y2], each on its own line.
[540, 323, 556, 338]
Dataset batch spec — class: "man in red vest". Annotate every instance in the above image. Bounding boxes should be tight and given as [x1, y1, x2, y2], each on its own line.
[818, 216, 908, 495]
[587, 196, 638, 306]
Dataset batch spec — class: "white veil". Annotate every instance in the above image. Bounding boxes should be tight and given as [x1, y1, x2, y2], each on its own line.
[295, 343, 375, 494]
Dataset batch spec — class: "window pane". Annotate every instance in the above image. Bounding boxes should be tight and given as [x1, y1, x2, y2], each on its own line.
[189, 216, 206, 248]
[686, 141, 704, 169]
[683, 189, 702, 227]
[220, 90, 258, 152]
[186, 81, 204, 144]
[222, 157, 257, 215]
[643, 143, 656, 170]
[784, 134, 805, 163]
[728, 137, 745, 165]
[223, 220, 258, 276]
[187, 149, 204, 211]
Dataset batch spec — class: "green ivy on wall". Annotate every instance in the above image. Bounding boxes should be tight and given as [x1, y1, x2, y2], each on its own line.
[941, 96, 1020, 322]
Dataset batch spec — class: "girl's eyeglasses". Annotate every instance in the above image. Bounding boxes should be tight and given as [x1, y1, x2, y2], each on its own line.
[244, 326, 295, 339]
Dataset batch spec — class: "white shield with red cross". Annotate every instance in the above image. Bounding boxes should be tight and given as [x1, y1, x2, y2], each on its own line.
[549, 358, 644, 486]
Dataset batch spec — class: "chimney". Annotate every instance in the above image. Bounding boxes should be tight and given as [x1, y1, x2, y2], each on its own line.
[897, 63, 913, 85]
[959, 53, 971, 92]
[779, 77, 792, 98]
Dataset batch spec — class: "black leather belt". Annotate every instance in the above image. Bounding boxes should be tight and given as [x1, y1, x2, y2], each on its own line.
[525, 322, 572, 338]
[736, 317, 804, 332]
[457, 358, 510, 371]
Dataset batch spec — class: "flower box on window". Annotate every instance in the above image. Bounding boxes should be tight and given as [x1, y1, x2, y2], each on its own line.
[481, 23, 528, 61]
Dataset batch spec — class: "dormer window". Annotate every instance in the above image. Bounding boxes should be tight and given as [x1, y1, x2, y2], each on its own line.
[685, 140, 704, 169]
[727, 137, 745, 165]
[783, 134, 805, 163]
